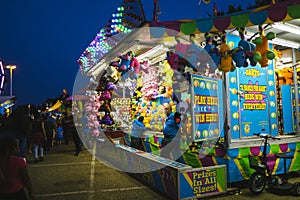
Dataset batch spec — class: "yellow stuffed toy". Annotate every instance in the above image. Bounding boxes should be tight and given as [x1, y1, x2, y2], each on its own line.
[253, 25, 276, 67]
[218, 32, 236, 73]
[276, 69, 285, 85]
[283, 67, 294, 85]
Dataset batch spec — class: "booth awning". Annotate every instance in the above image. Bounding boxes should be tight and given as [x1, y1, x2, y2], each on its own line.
[78, 0, 300, 76]
[149, 0, 300, 36]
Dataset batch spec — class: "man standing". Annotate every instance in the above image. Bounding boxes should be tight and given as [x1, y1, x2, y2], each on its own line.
[160, 103, 181, 160]
[130, 116, 146, 151]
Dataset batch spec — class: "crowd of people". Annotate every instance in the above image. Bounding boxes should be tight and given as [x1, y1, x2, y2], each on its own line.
[0, 105, 83, 162]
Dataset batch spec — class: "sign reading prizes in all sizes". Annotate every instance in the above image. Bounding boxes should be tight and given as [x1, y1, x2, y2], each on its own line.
[179, 165, 227, 199]
[191, 74, 222, 142]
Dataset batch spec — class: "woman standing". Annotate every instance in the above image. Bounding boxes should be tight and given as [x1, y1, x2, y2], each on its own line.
[0, 135, 35, 199]
[31, 114, 46, 163]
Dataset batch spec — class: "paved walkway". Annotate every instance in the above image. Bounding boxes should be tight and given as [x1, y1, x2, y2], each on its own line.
[26, 141, 300, 200]
[27, 141, 171, 200]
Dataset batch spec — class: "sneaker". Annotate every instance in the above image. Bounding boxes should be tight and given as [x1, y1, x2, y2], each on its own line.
[34, 158, 39, 163]
[39, 157, 44, 162]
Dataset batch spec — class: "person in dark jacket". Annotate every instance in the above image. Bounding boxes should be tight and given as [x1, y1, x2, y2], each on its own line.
[42, 114, 56, 151]
[7, 105, 33, 158]
[130, 116, 146, 151]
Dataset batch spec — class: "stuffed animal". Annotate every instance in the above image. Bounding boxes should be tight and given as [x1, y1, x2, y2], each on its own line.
[127, 51, 139, 73]
[105, 61, 120, 83]
[118, 52, 132, 75]
[99, 113, 114, 125]
[98, 102, 111, 113]
[159, 60, 174, 87]
[204, 33, 221, 70]
[253, 25, 276, 67]
[231, 47, 246, 68]
[283, 68, 294, 85]
[218, 32, 236, 73]
[96, 76, 108, 92]
[237, 28, 257, 67]
[166, 51, 179, 70]
[99, 90, 111, 101]
[276, 69, 285, 85]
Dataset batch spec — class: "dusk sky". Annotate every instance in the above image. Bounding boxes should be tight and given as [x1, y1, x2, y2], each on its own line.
[0, 0, 253, 106]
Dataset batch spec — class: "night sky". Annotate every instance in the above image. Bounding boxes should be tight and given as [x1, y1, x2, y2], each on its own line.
[0, 0, 251, 106]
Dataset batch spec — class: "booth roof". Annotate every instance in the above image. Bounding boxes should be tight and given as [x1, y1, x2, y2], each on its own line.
[148, 0, 300, 36]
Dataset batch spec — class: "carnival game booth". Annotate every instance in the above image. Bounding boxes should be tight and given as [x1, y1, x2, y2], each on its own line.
[75, 0, 300, 198]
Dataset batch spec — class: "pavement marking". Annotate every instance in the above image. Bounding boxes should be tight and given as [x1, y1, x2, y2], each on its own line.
[29, 162, 91, 167]
[100, 186, 147, 192]
[36, 186, 148, 197]
[36, 190, 88, 197]
[87, 143, 97, 200]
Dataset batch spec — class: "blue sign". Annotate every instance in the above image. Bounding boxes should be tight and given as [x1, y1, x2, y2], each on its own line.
[227, 34, 278, 138]
[191, 74, 223, 142]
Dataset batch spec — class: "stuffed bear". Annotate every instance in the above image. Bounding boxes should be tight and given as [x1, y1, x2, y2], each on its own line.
[253, 25, 276, 68]
[218, 32, 236, 73]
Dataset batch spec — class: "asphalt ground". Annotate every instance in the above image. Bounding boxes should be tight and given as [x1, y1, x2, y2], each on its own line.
[26, 140, 300, 200]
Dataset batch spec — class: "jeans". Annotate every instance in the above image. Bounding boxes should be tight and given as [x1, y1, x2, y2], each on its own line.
[33, 144, 44, 159]
[16, 135, 27, 158]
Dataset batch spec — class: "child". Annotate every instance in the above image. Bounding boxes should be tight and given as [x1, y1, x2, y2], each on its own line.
[56, 125, 64, 145]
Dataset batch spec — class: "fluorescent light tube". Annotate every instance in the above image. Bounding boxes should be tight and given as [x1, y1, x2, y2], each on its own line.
[272, 22, 300, 36]
[136, 44, 163, 60]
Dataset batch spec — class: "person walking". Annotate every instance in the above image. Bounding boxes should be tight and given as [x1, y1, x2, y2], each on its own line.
[42, 114, 56, 151]
[0, 135, 36, 200]
[31, 114, 46, 163]
[7, 106, 33, 159]
[130, 116, 146, 151]
[160, 103, 182, 160]
[61, 113, 73, 145]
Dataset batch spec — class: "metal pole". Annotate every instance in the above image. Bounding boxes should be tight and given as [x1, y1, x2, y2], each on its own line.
[9, 67, 13, 96]
[292, 48, 299, 133]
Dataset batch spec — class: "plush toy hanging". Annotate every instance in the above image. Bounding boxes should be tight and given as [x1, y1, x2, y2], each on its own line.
[253, 25, 276, 67]
[218, 32, 236, 73]
[128, 51, 140, 74]
[96, 76, 108, 92]
[237, 28, 257, 67]
[84, 95, 101, 137]
[105, 61, 120, 83]
[283, 67, 294, 85]
[118, 52, 132, 75]
[166, 51, 179, 70]
[204, 33, 221, 70]
[231, 46, 246, 68]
